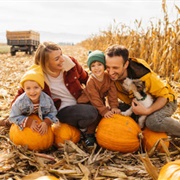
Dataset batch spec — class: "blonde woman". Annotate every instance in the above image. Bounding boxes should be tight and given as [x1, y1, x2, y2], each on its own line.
[12, 42, 98, 146]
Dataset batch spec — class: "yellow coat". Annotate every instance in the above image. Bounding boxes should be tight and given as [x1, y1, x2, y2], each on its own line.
[115, 58, 177, 105]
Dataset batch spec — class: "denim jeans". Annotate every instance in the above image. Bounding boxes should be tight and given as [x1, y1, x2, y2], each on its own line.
[57, 104, 98, 130]
[145, 101, 180, 137]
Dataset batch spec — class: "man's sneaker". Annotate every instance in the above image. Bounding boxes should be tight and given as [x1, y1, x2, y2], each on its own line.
[84, 134, 96, 147]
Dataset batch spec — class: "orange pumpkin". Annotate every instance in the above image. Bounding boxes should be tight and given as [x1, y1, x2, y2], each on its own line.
[9, 114, 54, 151]
[158, 160, 180, 180]
[35, 176, 59, 180]
[51, 123, 81, 147]
[142, 127, 169, 153]
[96, 114, 142, 153]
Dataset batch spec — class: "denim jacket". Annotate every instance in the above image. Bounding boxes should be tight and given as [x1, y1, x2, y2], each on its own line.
[9, 91, 58, 129]
[12, 56, 89, 110]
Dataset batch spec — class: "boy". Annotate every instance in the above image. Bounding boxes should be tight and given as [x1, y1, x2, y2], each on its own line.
[9, 65, 58, 135]
[78, 50, 120, 118]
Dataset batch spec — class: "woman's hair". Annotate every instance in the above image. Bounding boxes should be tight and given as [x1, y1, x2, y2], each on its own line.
[105, 44, 129, 64]
[34, 42, 61, 75]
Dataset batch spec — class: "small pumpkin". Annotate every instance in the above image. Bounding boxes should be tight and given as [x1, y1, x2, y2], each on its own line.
[51, 123, 81, 147]
[9, 114, 54, 151]
[35, 175, 59, 180]
[96, 114, 142, 153]
[142, 127, 169, 153]
[158, 160, 180, 180]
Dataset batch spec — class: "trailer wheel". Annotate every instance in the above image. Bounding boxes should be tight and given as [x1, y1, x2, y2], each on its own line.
[29, 46, 34, 55]
[10, 46, 16, 56]
[11, 51, 16, 56]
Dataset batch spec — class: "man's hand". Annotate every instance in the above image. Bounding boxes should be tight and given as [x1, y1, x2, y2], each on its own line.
[132, 96, 167, 116]
[131, 99, 149, 115]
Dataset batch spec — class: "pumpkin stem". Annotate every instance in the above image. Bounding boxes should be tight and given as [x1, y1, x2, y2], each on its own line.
[138, 132, 144, 139]
[138, 132, 144, 153]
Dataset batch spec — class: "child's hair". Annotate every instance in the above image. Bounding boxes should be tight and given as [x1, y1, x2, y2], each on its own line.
[87, 50, 105, 70]
[20, 65, 44, 89]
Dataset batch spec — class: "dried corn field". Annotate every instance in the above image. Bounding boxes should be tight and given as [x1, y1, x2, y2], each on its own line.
[80, 0, 180, 82]
[0, 45, 180, 180]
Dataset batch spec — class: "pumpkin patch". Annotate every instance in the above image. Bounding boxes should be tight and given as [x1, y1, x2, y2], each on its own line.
[9, 114, 54, 151]
[96, 114, 142, 153]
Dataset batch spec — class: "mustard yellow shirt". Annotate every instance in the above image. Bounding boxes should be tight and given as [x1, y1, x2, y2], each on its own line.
[115, 58, 177, 105]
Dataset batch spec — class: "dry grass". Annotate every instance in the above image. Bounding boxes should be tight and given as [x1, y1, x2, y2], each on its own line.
[0, 46, 180, 180]
[0, 43, 10, 54]
[0, 1, 180, 178]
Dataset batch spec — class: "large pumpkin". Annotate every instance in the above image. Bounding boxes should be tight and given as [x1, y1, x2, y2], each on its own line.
[142, 127, 169, 153]
[158, 160, 180, 180]
[96, 114, 142, 153]
[9, 114, 54, 151]
[51, 123, 81, 147]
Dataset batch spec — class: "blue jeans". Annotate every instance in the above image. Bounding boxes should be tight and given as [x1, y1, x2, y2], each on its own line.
[57, 104, 98, 130]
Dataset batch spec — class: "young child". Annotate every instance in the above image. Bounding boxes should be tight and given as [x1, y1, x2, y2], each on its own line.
[9, 65, 59, 135]
[78, 50, 120, 118]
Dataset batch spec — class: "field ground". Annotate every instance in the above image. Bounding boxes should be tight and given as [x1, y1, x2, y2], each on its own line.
[0, 45, 180, 179]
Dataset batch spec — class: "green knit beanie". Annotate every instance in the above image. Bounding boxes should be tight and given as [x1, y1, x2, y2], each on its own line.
[87, 50, 105, 70]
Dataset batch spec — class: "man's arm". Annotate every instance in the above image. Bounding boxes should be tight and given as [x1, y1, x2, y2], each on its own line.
[132, 96, 167, 115]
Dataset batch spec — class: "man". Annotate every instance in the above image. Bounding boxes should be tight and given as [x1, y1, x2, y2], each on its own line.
[105, 44, 180, 137]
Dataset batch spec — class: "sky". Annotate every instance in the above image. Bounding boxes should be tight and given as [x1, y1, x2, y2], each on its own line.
[0, 0, 179, 43]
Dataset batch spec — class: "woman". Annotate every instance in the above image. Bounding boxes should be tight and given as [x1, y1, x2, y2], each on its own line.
[12, 42, 99, 146]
